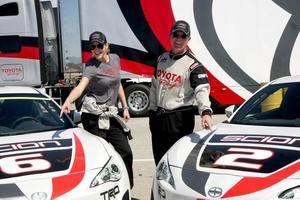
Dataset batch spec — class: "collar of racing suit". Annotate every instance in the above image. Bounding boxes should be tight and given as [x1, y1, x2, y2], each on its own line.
[169, 49, 188, 60]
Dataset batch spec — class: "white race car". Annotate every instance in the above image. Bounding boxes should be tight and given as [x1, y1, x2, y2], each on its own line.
[152, 75, 300, 200]
[0, 86, 131, 200]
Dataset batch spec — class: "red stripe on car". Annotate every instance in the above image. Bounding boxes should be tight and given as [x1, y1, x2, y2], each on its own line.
[223, 161, 300, 198]
[51, 133, 85, 199]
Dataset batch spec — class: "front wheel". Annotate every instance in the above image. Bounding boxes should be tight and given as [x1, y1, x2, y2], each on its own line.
[125, 84, 150, 117]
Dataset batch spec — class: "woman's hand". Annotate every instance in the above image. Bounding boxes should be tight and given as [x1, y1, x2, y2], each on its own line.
[123, 108, 130, 122]
[60, 100, 71, 117]
[59, 77, 89, 118]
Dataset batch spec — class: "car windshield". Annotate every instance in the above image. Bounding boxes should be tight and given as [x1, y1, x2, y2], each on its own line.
[0, 95, 74, 136]
[230, 83, 300, 127]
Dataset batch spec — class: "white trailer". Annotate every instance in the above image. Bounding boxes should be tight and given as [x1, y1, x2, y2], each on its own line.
[1, 0, 300, 115]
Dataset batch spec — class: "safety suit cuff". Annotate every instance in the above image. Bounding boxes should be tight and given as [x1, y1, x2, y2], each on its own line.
[201, 108, 213, 117]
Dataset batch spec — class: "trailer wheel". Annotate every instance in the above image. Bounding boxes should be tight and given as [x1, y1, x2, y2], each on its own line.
[125, 84, 150, 117]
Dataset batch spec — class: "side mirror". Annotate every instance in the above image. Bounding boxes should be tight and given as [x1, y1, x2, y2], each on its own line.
[69, 110, 81, 124]
[225, 105, 237, 118]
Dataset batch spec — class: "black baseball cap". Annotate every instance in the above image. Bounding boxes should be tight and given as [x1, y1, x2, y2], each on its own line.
[89, 31, 107, 45]
[170, 20, 191, 37]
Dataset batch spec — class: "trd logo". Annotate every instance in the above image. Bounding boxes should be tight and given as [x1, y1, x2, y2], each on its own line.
[158, 185, 166, 199]
[100, 185, 120, 200]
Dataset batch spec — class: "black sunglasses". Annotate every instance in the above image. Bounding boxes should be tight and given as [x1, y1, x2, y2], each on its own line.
[90, 43, 104, 50]
[172, 32, 188, 39]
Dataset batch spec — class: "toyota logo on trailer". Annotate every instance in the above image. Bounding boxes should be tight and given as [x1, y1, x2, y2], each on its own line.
[208, 187, 223, 198]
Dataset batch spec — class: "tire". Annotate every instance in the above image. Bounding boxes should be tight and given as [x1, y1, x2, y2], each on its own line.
[210, 97, 226, 114]
[125, 84, 150, 117]
[150, 188, 154, 200]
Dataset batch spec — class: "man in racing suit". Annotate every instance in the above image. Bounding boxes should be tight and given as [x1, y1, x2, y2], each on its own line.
[149, 20, 213, 165]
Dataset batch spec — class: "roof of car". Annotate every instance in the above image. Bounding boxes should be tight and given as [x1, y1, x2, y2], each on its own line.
[0, 86, 40, 95]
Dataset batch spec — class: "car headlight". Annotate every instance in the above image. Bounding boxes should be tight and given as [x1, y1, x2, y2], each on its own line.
[156, 155, 175, 189]
[90, 156, 122, 188]
[279, 186, 300, 199]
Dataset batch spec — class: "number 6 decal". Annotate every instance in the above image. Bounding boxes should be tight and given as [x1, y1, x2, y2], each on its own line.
[0, 153, 51, 174]
[214, 148, 273, 170]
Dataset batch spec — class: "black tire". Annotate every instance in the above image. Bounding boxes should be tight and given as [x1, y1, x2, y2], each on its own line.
[125, 84, 150, 117]
[210, 97, 226, 114]
[150, 188, 154, 200]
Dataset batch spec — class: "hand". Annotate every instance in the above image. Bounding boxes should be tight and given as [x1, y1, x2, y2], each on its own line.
[60, 100, 71, 117]
[201, 114, 213, 130]
[123, 109, 130, 122]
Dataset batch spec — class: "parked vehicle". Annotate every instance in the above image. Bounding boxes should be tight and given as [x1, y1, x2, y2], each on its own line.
[152, 75, 300, 199]
[1, 0, 300, 115]
[0, 86, 131, 199]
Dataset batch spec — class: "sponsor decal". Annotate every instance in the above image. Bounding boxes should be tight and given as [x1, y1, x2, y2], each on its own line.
[0, 65, 24, 81]
[157, 69, 182, 89]
[157, 69, 182, 83]
[197, 74, 208, 79]
[98, 65, 120, 77]
[210, 134, 300, 147]
[0, 134, 83, 199]
[0, 139, 72, 178]
[100, 185, 120, 200]
[1, 66, 22, 75]
[158, 185, 166, 199]
[182, 135, 300, 197]
[0, 140, 63, 153]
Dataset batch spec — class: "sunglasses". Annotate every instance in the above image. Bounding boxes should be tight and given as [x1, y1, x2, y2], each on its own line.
[172, 32, 188, 39]
[90, 43, 104, 50]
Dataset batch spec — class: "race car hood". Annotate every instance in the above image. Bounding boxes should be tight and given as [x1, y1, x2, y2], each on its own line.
[167, 123, 300, 198]
[0, 127, 110, 182]
[168, 123, 300, 178]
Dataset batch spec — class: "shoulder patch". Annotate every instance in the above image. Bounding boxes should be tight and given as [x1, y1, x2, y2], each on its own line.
[189, 62, 200, 71]
[198, 74, 208, 79]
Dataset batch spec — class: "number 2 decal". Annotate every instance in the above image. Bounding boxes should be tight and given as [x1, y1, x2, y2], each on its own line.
[214, 148, 273, 170]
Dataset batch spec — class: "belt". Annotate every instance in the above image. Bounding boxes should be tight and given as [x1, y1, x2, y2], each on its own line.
[156, 106, 193, 115]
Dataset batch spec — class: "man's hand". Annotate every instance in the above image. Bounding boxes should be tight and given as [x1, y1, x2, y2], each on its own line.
[201, 114, 213, 130]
